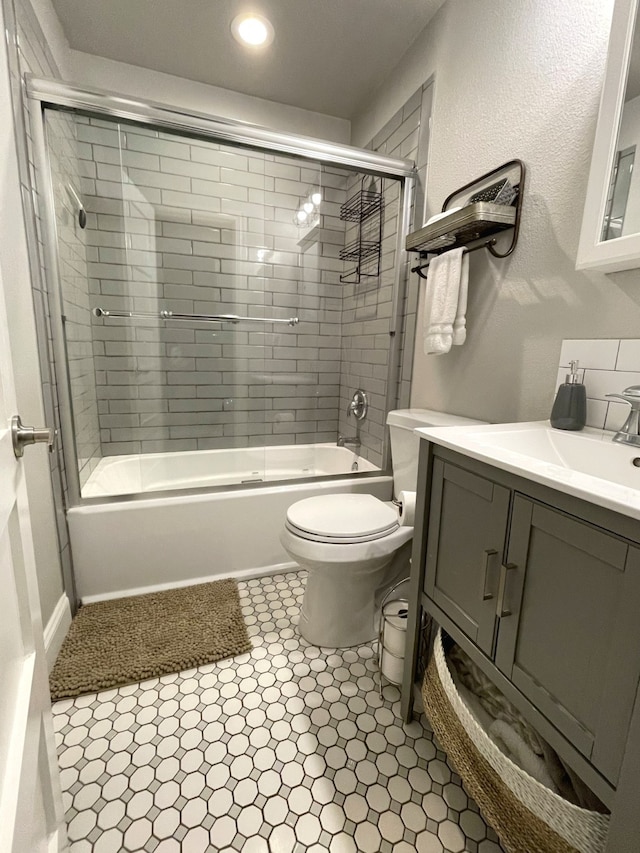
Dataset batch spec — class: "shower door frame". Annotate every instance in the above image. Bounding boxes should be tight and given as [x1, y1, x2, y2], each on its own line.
[27, 75, 417, 507]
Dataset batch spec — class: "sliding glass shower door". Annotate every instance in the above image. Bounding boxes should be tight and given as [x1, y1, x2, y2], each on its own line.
[44, 107, 355, 498]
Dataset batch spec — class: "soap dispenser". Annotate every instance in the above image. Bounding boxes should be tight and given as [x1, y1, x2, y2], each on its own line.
[550, 360, 586, 431]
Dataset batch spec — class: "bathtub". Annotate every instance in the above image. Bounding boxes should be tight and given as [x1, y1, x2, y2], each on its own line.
[68, 443, 392, 602]
[81, 442, 377, 498]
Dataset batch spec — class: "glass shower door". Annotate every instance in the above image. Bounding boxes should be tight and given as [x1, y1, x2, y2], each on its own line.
[112, 122, 270, 492]
[46, 109, 273, 496]
[44, 106, 395, 500]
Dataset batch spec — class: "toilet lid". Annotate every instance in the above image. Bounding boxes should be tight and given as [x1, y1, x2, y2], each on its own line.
[286, 494, 399, 543]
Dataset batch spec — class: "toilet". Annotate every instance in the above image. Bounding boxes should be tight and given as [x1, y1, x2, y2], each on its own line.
[280, 408, 485, 648]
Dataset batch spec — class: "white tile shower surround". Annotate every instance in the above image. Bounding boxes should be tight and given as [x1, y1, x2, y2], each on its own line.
[53, 571, 505, 853]
[557, 338, 640, 432]
[337, 82, 429, 446]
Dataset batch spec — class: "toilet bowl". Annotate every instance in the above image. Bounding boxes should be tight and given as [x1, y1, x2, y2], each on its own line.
[281, 494, 413, 647]
[280, 408, 486, 648]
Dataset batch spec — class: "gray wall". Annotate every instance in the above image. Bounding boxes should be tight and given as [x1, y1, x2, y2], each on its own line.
[352, 0, 638, 426]
[67, 50, 351, 144]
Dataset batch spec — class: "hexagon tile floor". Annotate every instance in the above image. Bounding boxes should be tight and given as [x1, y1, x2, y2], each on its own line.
[53, 570, 506, 853]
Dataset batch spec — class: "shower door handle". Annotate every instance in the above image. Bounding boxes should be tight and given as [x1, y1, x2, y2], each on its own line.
[11, 415, 55, 458]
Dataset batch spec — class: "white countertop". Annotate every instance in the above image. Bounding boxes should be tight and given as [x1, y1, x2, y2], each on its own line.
[417, 421, 640, 522]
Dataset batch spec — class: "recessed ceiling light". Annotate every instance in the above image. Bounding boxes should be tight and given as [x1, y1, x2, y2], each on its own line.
[231, 14, 274, 48]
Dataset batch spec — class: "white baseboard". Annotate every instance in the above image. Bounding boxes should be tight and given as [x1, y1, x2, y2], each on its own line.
[80, 562, 299, 605]
[44, 595, 72, 671]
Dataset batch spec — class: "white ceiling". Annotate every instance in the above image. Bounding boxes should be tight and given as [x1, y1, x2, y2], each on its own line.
[51, 0, 445, 119]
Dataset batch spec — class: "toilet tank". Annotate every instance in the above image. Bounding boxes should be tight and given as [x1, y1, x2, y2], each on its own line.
[386, 408, 486, 494]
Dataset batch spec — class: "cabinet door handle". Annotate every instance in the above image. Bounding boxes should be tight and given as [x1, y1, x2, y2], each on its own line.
[496, 562, 517, 617]
[481, 549, 498, 600]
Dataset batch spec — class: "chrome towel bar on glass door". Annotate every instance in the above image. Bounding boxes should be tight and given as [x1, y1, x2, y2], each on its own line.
[92, 308, 299, 326]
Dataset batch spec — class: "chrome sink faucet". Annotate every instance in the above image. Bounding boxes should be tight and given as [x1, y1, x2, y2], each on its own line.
[606, 385, 640, 445]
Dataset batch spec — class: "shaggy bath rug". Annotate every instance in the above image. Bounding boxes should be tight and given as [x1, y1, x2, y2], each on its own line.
[49, 579, 251, 700]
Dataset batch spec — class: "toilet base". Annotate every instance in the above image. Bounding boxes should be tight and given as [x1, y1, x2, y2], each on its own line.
[298, 541, 411, 648]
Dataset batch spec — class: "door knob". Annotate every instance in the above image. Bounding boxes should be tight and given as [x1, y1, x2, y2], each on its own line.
[11, 415, 55, 458]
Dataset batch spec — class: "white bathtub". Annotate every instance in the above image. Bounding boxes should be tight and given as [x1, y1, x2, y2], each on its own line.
[82, 442, 377, 497]
[68, 444, 391, 602]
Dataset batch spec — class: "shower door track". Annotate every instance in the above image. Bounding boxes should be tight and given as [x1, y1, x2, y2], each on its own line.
[26, 74, 417, 506]
[26, 76, 416, 178]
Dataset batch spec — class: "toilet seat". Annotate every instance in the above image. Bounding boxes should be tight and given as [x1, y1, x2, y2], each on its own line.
[285, 494, 399, 544]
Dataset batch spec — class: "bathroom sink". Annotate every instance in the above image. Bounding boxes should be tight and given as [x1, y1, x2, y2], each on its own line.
[416, 421, 640, 521]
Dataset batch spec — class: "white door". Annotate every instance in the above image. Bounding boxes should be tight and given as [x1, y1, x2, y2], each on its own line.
[0, 266, 66, 850]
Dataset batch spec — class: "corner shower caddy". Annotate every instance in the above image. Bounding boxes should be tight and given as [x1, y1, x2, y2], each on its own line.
[406, 159, 525, 279]
[339, 176, 383, 283]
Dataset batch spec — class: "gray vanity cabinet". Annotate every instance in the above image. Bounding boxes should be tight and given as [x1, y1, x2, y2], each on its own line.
[424, 458, 510, 656]
[494, 495, 640, 785]
[402, 441, 640, 849]
[410, 446, 640, 791]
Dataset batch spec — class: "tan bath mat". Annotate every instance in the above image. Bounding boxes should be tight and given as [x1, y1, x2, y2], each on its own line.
[50, 579, 252, 701]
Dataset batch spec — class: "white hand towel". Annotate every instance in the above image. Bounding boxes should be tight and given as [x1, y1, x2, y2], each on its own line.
[453, 253, 469, 346]
[423, 248, 469, 355]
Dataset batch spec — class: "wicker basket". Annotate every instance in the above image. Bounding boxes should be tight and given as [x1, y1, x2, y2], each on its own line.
[422, 629, 609, 853]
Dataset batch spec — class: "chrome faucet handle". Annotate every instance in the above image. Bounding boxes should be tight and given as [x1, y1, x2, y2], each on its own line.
[346, 389, 368, 421]
[606, 385, 640, 408]
[607, 387, 640, 445]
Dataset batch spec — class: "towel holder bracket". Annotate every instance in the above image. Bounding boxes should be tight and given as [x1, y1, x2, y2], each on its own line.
[411, 238, 496, 280]
[407, 159, 525, 277]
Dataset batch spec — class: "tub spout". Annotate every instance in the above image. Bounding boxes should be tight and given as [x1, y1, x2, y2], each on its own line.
[337, 435, 360, 453]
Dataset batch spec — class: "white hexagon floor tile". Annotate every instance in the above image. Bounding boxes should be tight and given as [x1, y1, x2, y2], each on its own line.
[53, 571, 506, 852]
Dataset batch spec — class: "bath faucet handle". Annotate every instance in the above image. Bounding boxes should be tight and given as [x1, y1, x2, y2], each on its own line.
[346, 389, 368, 421]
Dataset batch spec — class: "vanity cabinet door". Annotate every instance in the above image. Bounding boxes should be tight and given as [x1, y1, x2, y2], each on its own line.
[424, 458, 510, 657]
[495, 495, 640, 784]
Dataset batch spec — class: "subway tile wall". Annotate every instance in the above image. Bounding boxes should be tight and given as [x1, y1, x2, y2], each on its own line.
[47, 113, 102, 486]
[73, 116, 351, 455]
[337, 173, 399, 466]
[338, 83, 431, 466]
[557, 339, 640, 431]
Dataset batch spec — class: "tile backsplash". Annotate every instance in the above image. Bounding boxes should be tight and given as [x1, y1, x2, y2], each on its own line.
[557, 339, 640, 431]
